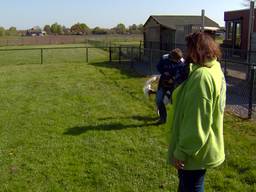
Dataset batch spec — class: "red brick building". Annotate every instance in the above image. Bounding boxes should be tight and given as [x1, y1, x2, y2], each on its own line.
[224, 8, 256, 50]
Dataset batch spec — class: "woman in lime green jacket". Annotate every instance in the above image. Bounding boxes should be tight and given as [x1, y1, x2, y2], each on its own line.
[167, 32, 226, 192]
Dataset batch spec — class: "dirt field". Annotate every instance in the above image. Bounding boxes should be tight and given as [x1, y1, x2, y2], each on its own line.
[0, 34, 143, 47]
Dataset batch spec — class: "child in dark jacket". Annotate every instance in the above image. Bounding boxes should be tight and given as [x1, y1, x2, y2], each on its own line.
[156, 48, 188, 124]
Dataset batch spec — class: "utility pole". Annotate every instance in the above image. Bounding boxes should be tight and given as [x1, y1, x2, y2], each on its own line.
[201, 9, 205, 32]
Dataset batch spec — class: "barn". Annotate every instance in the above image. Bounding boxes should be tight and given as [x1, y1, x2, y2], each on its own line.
[143, 15, 220, 50]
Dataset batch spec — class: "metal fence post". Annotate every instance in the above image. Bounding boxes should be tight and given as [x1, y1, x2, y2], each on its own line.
[248, 64, 256, 119]
[247, 49, 252, 81]
[150, 49, 153, 75]
[119, 46, 121, 64]
[41, 48, 43, 64]
[109, 46, 112, 63]
[86, 47, 89, 63]
[130, 47, 134, 68]
[224, 48, 228, 77]
[139, 45, 142, 63]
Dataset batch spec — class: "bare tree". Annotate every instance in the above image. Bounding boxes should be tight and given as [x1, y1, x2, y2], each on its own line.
[242, 0, 255, 7]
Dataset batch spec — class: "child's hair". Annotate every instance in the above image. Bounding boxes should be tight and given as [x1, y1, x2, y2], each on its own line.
[170, 48, 183, 62]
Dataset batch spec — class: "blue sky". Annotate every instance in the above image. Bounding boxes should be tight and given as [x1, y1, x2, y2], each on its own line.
[0, 0, 245, 29]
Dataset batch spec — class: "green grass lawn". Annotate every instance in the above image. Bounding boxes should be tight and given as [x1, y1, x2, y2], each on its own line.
[0, 46, 255, 191]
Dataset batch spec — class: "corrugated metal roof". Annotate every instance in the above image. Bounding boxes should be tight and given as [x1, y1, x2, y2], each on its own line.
[146, 15, 220, 29]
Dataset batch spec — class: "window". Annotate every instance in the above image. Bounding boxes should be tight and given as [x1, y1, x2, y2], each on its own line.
[235, 22, 241, 48]
[226, 21, 233, 40]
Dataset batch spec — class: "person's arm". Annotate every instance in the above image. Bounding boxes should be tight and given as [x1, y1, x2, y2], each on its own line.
[174, 71, 213, 161]
[157, 59, 164, 74]
[172, 63, 189, 84]
[157, 54, 170, 74]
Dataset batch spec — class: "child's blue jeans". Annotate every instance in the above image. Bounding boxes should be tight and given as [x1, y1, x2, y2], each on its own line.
[156, 88, 167, 122]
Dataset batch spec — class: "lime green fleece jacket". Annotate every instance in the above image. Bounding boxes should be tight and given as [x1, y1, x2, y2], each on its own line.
[167, 59, 226, 170]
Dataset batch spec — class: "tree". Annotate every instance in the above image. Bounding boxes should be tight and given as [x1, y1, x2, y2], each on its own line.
[242, 0, 256, 7]
[50, 23, 63, 35]
[80, 23, 90, 34]
[44, 25, 51, 34]
[128, 24, 137, 34]
[62, 26, 71, 35]
[137, 24, 144, 33]
[128, 24, 143, 34]
[0, 27, 5, 36]
[92, 27, 108, 34]
[115, 23, 126, 34]
[6, 26, 17, 36]
[71, 23, 90, 35]
[130, 24, 137, 31]
[33, 26, 41, 31]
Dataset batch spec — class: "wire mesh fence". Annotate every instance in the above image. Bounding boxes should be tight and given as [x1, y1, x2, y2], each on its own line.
[119, 45, 256, 119]
[0, 46, 109, 66]
[220, 48, 256, 119]
[0, 45, 255, 119]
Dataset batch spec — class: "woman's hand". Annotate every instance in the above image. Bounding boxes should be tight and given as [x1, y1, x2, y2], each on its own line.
[173, 158, 185, 170]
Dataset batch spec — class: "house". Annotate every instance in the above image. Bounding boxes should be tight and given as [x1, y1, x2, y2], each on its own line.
[143, 15, 220, 50]
[26, 27, 46, 36]
[223, 8, 256, 51]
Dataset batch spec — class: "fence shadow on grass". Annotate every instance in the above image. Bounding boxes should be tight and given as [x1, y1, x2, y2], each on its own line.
[89, 61, 144, 78]
[63, 121, 159, 136]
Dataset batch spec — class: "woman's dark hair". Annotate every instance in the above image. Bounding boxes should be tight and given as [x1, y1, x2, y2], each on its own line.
[185, 32, 221, 66]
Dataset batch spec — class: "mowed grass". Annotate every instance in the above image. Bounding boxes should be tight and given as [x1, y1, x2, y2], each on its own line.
[0, 46, 255, 191]
[0, 56, 172, 191]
